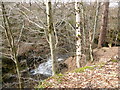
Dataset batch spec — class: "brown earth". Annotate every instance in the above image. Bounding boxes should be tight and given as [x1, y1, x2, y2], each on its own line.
[63, 47, 119, 73]
[93, 47, 119, 62]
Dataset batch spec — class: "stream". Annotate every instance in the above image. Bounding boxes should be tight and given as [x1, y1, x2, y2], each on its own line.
[30, 55, 69, 76]
[2, 54, 69, 88]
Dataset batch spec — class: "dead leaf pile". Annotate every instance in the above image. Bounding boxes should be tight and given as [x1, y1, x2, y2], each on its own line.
[40, 61, 119, 88]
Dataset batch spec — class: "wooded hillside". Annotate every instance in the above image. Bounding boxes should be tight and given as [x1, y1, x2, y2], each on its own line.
[0, 1, 119, 89]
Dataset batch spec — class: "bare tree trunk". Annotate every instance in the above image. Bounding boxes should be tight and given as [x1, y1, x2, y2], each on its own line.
[1, 2, 22, 88]
[92, 1, 101, 43]
[115, 1, 120, 46]
[89, 29, 94, 62]
[89, 1, 101, 62]
[75, 1, 82, 68]
[98, 0, 109, 48]
[80, 2, 86, 48]
[118, 2, 120, 31]
[46, 0, 58, 75]
[116, 1, 120, 41]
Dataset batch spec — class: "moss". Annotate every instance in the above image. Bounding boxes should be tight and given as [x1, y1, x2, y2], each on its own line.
[37, 73, 64, 88]
[74, 66, 95, 73]
[111, 59, 118, 62]
[96, 62, 106, 68]
[37, 80, 52, 88]
[54, 73, 64, 83]
[56, 73, 64, 77]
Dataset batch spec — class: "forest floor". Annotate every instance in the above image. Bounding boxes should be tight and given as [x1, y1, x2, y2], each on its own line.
[37, 47, 119, 88]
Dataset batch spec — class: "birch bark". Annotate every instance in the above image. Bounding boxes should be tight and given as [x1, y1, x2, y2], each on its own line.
[46, 0, 58, 75]
[75, 0, 81, 68]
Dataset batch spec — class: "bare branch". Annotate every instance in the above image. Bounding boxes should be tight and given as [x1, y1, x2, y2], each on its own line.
[17, 8, 45, 30]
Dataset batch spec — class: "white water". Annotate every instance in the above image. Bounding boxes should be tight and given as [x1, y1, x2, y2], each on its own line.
[30, 58, 64, 76]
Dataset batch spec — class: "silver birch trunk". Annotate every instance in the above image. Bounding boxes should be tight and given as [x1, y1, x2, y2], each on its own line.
[46, 0, 58, 75]
[75, 1, 81, 68]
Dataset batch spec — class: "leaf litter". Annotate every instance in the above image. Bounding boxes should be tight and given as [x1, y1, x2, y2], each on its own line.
[39, 60, 119, 88]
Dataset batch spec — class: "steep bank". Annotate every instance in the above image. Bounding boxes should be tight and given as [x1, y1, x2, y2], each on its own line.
[37, 47, 119, 88]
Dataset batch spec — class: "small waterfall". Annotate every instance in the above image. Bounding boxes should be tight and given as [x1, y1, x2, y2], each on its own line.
[30, 57, 65, 76]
